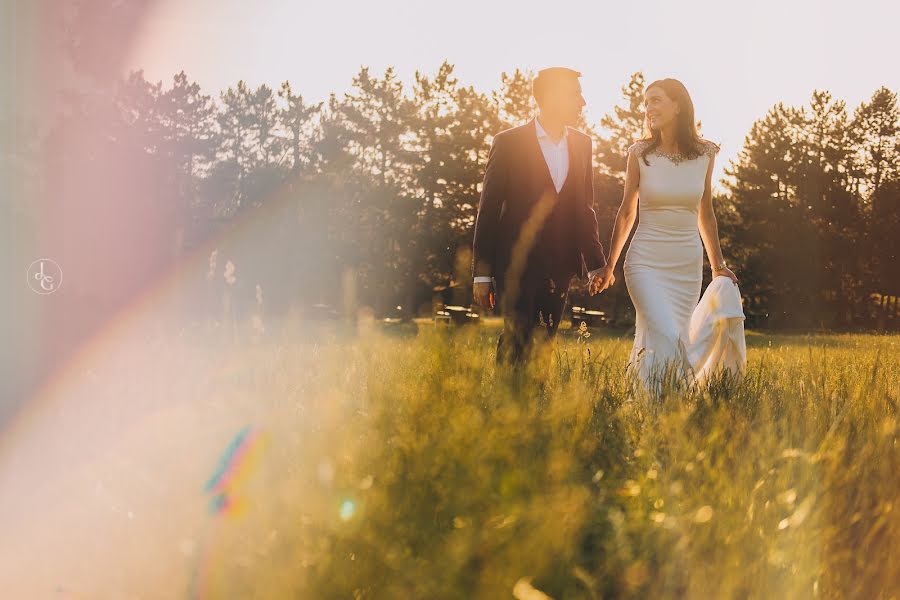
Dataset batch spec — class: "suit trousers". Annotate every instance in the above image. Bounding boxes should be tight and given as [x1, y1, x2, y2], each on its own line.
[494, 270, 571, 375]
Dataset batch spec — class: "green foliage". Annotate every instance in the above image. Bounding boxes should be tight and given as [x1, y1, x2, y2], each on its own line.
[207, 326, 900, 599]
[27, 65, 900, 326]
[726, 88, 900, 328]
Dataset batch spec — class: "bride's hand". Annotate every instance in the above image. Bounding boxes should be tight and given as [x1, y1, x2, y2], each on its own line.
[713, 266, 739, 285]
[590, 264, 616, 296]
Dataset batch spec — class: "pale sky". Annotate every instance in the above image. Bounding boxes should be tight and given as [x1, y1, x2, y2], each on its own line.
[125, 0, 898, 186]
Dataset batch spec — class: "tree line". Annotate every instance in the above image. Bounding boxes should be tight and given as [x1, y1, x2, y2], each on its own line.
[8, 63, 899, 331]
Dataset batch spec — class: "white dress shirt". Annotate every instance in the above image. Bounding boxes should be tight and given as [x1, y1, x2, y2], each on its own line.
[474, 116, 604, 285]
[535, 114, 570, 194]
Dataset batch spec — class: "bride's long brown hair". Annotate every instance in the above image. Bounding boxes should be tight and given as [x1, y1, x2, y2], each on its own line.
[637, 78, 719, 165]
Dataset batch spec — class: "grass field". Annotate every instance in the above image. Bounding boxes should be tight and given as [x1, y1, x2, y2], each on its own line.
[2, 317, 899, 599]
[196, 318, 900, 599]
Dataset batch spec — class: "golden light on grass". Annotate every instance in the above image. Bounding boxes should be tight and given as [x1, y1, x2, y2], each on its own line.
[1, 308, 898, 597]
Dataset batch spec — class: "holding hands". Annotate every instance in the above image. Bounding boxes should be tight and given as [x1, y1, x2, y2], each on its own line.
[589, 264, 615, 296]
[474, 262, 620, 307]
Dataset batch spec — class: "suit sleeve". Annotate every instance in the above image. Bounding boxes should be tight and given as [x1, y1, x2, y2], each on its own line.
[471, 134, 506, 279]
[578, 136, 608, 274]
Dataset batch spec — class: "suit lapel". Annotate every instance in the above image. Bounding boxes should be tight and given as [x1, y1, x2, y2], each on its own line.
[526, 117, 584, 198]
[566, 130, 584, 199]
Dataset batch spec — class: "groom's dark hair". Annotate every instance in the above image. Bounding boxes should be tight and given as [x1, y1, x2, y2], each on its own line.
[532, 67, 582, 106]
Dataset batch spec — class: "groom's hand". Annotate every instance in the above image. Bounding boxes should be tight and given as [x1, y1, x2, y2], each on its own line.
[473, 281, 495, 309]
[589, 266, 615, 296]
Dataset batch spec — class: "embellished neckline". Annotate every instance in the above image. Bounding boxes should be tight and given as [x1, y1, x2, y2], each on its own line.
[632, 140, 714, 165]
[651, 147, 696, 164]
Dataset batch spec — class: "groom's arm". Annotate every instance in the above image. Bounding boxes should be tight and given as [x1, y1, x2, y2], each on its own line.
[578, 136, 608, 277]
[472, 133, 507, 280]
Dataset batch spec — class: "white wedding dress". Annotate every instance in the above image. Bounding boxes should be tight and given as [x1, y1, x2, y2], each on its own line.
[623, 139, 747, 396]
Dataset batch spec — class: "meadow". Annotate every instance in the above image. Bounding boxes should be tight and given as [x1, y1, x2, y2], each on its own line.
[191, 318, 900, 599]
[4, 317, 899, 599]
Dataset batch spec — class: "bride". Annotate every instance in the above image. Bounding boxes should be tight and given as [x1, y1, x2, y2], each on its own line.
[592, 78, 747, 397]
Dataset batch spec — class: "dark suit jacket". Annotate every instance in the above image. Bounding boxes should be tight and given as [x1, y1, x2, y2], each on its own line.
[471, 117, 608, 288]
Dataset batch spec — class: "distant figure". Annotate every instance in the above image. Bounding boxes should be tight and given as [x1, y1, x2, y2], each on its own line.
[597, 78, 746, 397]
[471, 67, 609, 378]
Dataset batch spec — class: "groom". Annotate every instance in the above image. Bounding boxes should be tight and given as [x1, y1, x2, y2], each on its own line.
[472, 67, 610, 372]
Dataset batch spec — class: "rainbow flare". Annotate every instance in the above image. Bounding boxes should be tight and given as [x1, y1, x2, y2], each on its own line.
[203, 425, 269, 517]
[189, 425, 270, 598]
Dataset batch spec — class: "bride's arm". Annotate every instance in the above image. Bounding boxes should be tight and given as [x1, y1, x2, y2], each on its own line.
[697, 152, 736, 281]
[604, 149, 640, 269]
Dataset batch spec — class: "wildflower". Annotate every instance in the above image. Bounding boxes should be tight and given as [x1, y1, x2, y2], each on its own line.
[576, 320, 591, 343]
